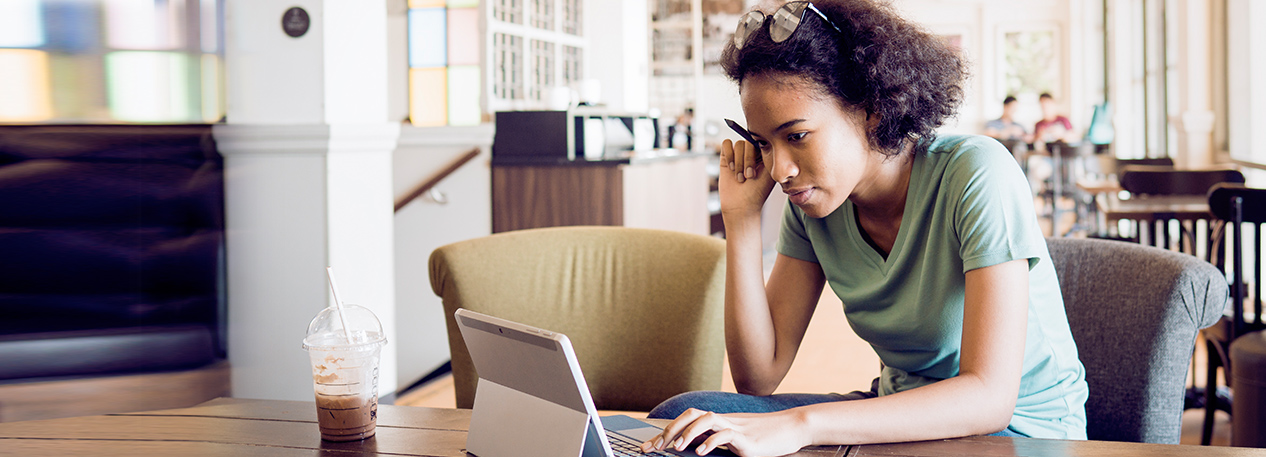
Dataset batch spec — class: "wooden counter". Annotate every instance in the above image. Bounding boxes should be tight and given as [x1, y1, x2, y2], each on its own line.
[492, 151, 711, 235]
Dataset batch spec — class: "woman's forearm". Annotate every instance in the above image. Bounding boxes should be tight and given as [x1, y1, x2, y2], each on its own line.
[721, 212, 786, 395]
[798, 372, 1017, 445]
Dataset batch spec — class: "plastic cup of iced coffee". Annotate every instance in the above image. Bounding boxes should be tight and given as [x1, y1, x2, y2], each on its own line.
[302, 304, 387, 442]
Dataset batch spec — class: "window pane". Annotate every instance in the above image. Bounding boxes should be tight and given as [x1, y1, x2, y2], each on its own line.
[0, 0, 45, 48]
[560, 0, 581, 35]
[44, 1, 100, 52]
[105, 0, 184, 50]
[105, 51, 193, 121]
[410, 0, 446, 7]
[201, 0, 219, 53]
[49, 53, 107, 120]
[409, 8, 447, 68]
[410, 67, 448, 126]
[529, 39, 554, 101]
[448, 65, 480, 126]
[494, 0, 523, 24]
[201, 53, 223, 122]
[493, 33, 523, 100]
[532, 0, 554, 30]
[0, 50, 53, 121]
[448, 8, 480, 66]
[562, 45, 582, 86]
[448, 0, 479, 7]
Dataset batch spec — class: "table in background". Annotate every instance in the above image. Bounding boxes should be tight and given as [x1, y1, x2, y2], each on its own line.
[0, 398, 1255, 457]
[1097, 193, 1214, 252]
[1072, 176, 1123, 236]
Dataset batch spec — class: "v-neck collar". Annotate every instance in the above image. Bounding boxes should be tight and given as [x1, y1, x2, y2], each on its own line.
[846, 154, 919, 273]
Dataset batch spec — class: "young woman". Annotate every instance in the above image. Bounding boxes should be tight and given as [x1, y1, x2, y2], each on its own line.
[641, 1, 1087, 456]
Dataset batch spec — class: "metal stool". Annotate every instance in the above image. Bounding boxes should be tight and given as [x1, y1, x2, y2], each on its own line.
[1231, 330, 1266, 447]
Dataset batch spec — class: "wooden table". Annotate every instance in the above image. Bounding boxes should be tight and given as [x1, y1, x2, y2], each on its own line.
[0, 398, 1257, 456]
[1076, 177, 1122, 195]
[1071, 177, 1121, 236]
[1096, 194, 1216, 251]
[1098, 194, 1213, 223]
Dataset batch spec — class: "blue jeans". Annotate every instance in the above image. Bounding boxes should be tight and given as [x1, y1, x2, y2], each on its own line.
[647, 378, 1026, 438]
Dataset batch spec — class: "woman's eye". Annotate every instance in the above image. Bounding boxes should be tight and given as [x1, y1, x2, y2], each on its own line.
[756, 140, 771, 149]
[788, 132, 808, 142]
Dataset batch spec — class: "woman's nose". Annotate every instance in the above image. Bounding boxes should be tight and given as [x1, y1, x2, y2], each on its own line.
[768, 147, 797, 183]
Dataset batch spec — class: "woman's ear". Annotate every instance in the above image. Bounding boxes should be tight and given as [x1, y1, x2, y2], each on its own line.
[865, 111, 881, 131]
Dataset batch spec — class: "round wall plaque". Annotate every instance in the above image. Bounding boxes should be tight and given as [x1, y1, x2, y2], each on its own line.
[282, 7, 310, 38]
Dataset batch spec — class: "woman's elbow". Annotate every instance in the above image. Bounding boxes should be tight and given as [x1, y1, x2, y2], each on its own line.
[980, 406, 1016, 435]
[976, 391, 1018, 435]
[732, 377, 777, 397]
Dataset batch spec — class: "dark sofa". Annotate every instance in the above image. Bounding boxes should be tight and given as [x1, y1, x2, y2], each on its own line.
[0, 125, 224, 382]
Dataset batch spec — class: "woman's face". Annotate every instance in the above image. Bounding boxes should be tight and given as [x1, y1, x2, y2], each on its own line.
[740, 73, 879, 218]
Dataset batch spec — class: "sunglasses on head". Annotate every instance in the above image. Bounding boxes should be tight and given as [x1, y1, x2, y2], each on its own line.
[733, 1, 841, 50]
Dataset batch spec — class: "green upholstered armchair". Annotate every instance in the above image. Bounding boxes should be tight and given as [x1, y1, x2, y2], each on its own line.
[429, 226, 727, 412]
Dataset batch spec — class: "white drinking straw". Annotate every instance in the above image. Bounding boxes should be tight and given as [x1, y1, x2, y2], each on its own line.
[325, 266, 355, 343]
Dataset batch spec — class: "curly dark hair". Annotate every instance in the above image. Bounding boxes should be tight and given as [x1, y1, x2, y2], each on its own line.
[720, 0, 966, 157]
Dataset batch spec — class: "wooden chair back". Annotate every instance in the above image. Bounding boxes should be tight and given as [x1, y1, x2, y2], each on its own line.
[1120, 167, 1244, 196]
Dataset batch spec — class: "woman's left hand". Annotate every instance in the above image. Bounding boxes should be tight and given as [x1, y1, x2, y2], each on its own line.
[641, 408, 811, 457]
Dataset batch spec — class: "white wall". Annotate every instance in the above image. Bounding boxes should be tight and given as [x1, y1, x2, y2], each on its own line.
[587, 0, 650, 112]
[392, 125, 493, 390]
[224, 0, 324, 124]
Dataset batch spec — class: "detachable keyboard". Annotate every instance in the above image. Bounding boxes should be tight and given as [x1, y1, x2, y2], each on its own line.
[606, 431, 675, 457]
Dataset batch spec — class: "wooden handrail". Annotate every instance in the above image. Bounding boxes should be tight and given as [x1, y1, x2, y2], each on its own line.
[394, 147, 482, 213]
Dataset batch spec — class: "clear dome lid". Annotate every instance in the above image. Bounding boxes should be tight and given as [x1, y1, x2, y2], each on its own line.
[302, 304, 387, 351]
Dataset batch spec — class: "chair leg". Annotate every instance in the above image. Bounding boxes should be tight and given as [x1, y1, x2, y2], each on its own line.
[1203, 338, 1219, 445]
[1186, 346, 1205, 411]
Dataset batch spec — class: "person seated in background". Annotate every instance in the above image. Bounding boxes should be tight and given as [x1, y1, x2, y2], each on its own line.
[1025, 93, 1075, 196]
[668, 107, 695, 150]
[1033, 93, 1074, 144]
[984, 95, 1028, 142]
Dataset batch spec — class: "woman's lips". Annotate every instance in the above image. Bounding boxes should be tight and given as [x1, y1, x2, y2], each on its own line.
[786, 187, 813, 206]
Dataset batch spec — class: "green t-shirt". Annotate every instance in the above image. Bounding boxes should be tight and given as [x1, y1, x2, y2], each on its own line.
[778, 134, 1088, 439]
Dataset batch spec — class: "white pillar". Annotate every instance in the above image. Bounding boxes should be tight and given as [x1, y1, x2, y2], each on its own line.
[587, 0, 648, 113]
[1228, 0, 1266, 167]
[216, 0, 399, 401]
[1106, 0, 1139, 159]
[1170, 0, 1215, 168]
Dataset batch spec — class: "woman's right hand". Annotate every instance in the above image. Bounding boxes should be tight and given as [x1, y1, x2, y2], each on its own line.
[719, 139, 777, 218]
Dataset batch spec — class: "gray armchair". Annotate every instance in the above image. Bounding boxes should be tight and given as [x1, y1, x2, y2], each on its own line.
[1047, 237, 1226, 443]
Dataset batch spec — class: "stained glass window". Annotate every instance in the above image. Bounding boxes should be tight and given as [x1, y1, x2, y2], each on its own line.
[0, 0, 223, 124]
[0, 1, 46, 48]
[407, 0, 585, 124]
[0, 50, 53, 122]
[407, 2, 481, 126]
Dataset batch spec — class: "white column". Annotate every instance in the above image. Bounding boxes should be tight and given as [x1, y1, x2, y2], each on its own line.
[217, 0, 399, 401]
[1107, 0, 1139, 159]
[1228, 0, 1266, 167]
[586, 0, 649, 113]
[1170, 0, 1215, 168]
